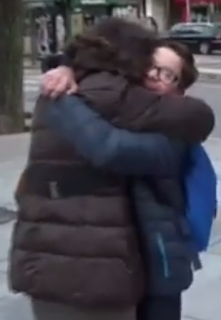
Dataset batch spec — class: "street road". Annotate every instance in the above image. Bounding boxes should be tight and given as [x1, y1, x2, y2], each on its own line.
[194, 54, 221, 70]
[23, 69, 41, 114]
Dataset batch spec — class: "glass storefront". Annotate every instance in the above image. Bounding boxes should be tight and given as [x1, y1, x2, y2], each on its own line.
[191, 4, 210, 22]
[190, 2, 221, 23]
[23, 0, 68, 58]
[212, 3, 221, 22]
[170, 0, 221, 25]
[23, 0, 138, 60]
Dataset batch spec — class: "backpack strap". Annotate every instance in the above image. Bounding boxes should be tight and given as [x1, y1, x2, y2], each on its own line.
[191, 249, 202, 271]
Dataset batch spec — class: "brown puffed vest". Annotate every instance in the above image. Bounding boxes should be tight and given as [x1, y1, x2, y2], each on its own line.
[8, 95, 145, 309]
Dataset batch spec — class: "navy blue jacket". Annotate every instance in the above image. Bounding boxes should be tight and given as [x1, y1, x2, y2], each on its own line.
[45, 95, 196, 295]
[45, 96, 185, 176]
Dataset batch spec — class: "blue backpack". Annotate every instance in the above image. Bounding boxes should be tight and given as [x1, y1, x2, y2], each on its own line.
[185, 145, 217, 252]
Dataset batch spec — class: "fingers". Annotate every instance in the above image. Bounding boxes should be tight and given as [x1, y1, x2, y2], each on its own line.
[67, 83, 78, 95]
[40, 67, 76, 98]
[50, 77, 70, 98]
[40, 73, 62, 97]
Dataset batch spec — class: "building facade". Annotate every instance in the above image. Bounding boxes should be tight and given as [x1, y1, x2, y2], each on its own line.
[144, 0, 170, 31]
[170, 0, 221, 25]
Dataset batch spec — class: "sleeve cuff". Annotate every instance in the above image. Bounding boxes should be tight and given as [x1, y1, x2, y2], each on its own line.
[60, 54, 72, 67]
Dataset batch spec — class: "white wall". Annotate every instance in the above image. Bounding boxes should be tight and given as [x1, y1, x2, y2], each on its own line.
[145, 0, 169, 31]
[23, 36, 32, 55]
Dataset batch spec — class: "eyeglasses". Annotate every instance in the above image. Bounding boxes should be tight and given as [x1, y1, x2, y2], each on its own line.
[148, 65, 179, 85]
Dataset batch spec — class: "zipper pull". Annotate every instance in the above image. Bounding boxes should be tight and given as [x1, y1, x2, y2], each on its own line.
[49, 181, 59, 199]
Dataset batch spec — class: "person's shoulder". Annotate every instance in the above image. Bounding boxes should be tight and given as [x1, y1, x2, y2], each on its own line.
[78, 72, 128, 111]
[182, 95, 215, 141]
[79, 72, 127, 92]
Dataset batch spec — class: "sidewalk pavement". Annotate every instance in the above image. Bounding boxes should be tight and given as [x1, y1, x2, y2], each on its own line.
[0, 133, 220, 320]
[23, 58, 40, 70]
[198, 68, 221, 83]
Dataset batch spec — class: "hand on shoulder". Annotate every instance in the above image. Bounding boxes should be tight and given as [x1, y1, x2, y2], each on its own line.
[41, 66, 77, 98]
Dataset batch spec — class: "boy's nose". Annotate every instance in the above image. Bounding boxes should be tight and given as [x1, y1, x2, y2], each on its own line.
[148, 70, 159, 81]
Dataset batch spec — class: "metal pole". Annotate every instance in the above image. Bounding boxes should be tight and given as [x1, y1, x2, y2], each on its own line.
[186, 0, 191, 22]
[146, 0, 153, 17]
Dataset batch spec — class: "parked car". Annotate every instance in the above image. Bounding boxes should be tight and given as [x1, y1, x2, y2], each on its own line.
[163, 22, 221, 55]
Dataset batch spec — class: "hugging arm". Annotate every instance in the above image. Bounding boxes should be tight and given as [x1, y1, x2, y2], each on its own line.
[41, 54, 214, 143]
[44, 95, 184, 177]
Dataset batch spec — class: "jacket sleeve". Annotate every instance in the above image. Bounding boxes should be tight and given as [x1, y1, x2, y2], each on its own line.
[123, 85, 215, 143]
[42, 56, 215, 143]
[41, 53, 72, 73]
[44, 95, 185, 177]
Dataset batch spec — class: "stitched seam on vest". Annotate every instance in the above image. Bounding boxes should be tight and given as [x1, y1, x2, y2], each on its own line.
[19, 220, 131, 228]
[14, 248, 128, 260]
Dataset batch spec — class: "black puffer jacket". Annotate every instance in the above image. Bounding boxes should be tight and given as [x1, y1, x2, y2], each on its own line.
[40, 53, 214, 296]
[133, 179, 194, 295]
[75, 72, 213, 294]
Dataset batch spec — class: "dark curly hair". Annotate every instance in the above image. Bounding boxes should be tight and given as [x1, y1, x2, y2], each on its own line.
[162, 41, 199, 90]
[64, 18, 161, 83]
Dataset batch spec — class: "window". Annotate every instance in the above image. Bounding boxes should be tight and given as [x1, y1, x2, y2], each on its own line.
[171, 23, 197, 34]
[171, 23, 189, 32]
[171, 23, 213, 35]
[190, 24, 213, 35]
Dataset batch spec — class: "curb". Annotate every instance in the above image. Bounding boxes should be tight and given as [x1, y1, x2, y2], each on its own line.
[0, 208, 16, 225]
[24, 112, 32, 131]
[198, 69, 221, 83]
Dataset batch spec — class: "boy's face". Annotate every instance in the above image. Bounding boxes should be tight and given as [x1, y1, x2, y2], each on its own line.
[144, 47, 183, 95]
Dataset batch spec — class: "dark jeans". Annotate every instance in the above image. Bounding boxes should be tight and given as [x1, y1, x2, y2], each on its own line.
[137, 294, 181, 320]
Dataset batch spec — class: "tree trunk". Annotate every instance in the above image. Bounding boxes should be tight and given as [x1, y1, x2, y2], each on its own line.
[0, 0, 24, 133]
